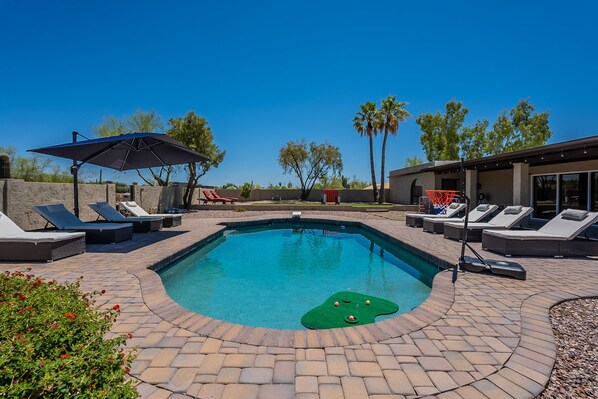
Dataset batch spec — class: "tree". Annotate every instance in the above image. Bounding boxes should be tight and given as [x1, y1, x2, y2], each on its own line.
[378, 96, 410, 203]
[0, 146, 73, 183]
[486, 99, 551, 154]
[405, 156, 424, 167]
[93, 110, 175, 186]
[278, 139, 343, 201]
[353, 102, 380, 202]
[416, 99, 467, 161]
[167, 111, 225, 209]
[459, 119, 490, 159]
[417, 99, 551, 161]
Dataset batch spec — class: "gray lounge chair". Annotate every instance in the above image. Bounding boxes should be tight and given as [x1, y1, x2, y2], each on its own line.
[33, 204, 133, 244]
[405, 202, 466, 228]
[89, 202, 163, 233]
[422, 204, 499, 234]
[0, 211, 85, 261]
[119, 201, 182, 227]
[482, 209, 598, 257]
[443, 205, 534, 242]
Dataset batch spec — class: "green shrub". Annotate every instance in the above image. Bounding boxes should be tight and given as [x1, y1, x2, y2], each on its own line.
[239, 182, 253, 199]
[234, 206, 246, 212]
[0, 270, 138, 398]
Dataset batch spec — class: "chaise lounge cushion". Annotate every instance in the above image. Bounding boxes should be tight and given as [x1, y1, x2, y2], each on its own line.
[560, 209, 589, 221]
[503, 205, 523, 214]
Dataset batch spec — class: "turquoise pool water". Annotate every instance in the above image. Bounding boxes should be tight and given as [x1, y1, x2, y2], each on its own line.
[158, 223, 440, 329]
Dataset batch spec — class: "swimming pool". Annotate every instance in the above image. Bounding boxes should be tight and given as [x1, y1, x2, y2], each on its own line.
[158, 221, 442, 329]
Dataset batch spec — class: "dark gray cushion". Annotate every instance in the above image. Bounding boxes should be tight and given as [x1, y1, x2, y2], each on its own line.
[503, 205, 522, 215]
[561, 209, 589, 221]
[476, 204, 489, 211]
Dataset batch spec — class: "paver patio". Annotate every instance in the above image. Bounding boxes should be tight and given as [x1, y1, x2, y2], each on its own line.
[1, 212, 596, 398]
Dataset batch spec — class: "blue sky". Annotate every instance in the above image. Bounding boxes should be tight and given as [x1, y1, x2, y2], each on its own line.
[1, 1, 596, 186]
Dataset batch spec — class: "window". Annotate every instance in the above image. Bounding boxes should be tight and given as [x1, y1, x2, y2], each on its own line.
[560, 173, 588, 211]
[533, 175, 557, 219]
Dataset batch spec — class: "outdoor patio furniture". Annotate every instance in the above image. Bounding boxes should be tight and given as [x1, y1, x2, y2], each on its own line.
[119, 201, 182, 227]
[443, 205, 534, 242]
[33, 204, 133, 244]
[482, 209, 598, 257]
[201, 190, 228, 204]
[0, 211, 86, 262]
[89, 202, 163, 233]
[405, 202, 466, 227]
[202, 190, 236, 204]
[422, 204, 499, 234]
[211, 190, 237, 202]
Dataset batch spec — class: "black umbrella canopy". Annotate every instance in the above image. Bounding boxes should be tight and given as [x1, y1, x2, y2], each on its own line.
[28, 132, 210, 217]
[29, 132, 209, 171]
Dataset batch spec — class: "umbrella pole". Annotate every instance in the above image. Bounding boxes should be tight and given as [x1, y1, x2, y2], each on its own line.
[71, 131, 80, 218]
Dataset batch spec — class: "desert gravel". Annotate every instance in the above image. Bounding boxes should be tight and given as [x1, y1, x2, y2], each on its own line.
[539, 298, 597, 399]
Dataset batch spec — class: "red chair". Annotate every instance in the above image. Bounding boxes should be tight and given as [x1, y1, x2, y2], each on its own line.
[202, 190, 228, 204]
[323, 189, 340, 204]
[210, 190, 237, 203]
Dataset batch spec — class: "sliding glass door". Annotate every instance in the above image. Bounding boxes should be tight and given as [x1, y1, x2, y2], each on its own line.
[533, 175, 557, 219]
[560, 173, 588, 211]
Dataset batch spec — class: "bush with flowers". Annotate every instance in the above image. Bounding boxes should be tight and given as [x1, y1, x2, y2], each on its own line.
[0, 270, 138, 398]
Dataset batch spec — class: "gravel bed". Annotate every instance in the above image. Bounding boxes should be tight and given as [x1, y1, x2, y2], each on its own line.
[539, 298, 598, 399]
[184, 209, 408, 221]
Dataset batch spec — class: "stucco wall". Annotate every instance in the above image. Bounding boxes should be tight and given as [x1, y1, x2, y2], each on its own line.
[529, 159, 598, 175]
[389, 172, 458, 204]
[130, 185, 179, 213]
[200, 188, 380, 203]
[477, 169, 514, 206]
[1, 179, 115, 230]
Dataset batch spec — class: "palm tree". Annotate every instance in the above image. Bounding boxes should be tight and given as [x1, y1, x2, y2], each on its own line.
[378, 96, 410, 204]
[353, 102, 380, 202]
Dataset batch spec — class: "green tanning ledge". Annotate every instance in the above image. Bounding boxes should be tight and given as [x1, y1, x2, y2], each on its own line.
[301, 291, 399, 329]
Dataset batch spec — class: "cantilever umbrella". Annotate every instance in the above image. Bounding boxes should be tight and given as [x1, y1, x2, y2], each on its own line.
[29, 132, 209, 217]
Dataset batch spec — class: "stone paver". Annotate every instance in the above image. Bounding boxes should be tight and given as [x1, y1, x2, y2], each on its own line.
[3, 212, 597, 398]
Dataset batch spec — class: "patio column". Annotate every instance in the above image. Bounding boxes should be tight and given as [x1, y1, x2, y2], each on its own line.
[465, 169, 477, 205]
[513, 162, 530, 206]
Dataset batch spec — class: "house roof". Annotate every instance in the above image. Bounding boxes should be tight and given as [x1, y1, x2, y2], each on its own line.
[423, 135, 598, 174]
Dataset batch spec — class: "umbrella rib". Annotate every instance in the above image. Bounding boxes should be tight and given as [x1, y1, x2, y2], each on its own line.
[80, 141, 125, 166]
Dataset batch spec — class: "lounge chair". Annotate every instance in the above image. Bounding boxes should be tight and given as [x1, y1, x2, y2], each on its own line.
[482, 209, 598, 257]
[0, 211, 86, 262]
[119, 201, 182, 227]
[201, 189, 228, 204]
[405, 202, 466, 227]
[422, 204, 498, 234]
[443, 205, 534, 242]
[33, 204, 133, 244]
[202, 190, 236, 204]
[89, 202, 163, 233]
[211, 190, 237, 203]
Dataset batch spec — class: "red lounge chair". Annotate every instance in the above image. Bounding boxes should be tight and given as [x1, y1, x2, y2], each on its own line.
[202, 190, 228, 204]
[210, 190, 237, 204]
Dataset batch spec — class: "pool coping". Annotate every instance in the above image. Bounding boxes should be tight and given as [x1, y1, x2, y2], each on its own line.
[132, 216, 456, 348]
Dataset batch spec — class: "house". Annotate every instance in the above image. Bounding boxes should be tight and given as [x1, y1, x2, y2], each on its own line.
[389, 135, 598, 221]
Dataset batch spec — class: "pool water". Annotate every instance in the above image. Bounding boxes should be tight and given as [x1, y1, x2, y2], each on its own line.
[159, 223, 440, 330]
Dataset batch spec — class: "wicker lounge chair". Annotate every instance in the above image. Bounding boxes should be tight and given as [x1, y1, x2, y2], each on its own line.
[33, 204, 133, 244]
[0, 211, 86, 262]
[89, 202, 163, 233]
[119, 201, 182, 227]
[443, 205, 534, 242]
[422, 204, 498, 234]
[482, 209, 598, 257]
[405, 202, 466, 228]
